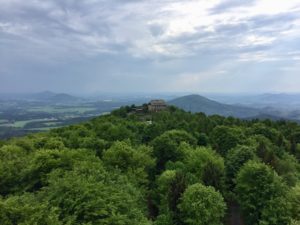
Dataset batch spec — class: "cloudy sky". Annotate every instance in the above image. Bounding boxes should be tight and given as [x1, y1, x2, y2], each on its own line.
[1, 0, 300, 94]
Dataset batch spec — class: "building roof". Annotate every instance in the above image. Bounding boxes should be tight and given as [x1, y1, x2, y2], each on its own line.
[149, 99, 166, 105]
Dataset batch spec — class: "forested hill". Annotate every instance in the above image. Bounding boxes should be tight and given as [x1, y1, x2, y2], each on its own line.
[0, 105, 300, 225]
[168, 94, 262, 118]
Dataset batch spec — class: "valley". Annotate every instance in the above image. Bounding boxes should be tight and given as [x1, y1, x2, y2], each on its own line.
[2, 92, 300, 139]
[0, 92, 148, 139]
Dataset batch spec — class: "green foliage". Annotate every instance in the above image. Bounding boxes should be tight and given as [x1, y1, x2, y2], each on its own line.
[294, 143, 300, 160]
[155, 170, 187, 225]
[22, 149, 98, 192]
[255, 135, 280, 167]
[102, 141, 155, 185]
[225, 145, 256, 192]
[183, 146, 225, 191]
[178, 183, 226, 225]
[0, 193, 61, 225]
[1, 105, 299, 225]
[259, 197, 292, 225]
[43, 137, 65, 150]
[291, 220, 300, 225]
[95, 121, 137, 143]
[151, 130, 197, 171]
[248, 123, 280, 144]
[154, 213, 173, 225]
[79, 137, 108, 156]
[198, 132, 209, 146]
[0, 145, 29, 195]
[236, 161, 290, 225]
[210, 125, 244, 156]
[41, 162, 151, 225]
[275, 153, 300, 186]
[288, 183, 300, 221]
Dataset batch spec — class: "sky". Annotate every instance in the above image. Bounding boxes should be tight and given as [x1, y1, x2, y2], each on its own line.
[1, 0, 300, 94]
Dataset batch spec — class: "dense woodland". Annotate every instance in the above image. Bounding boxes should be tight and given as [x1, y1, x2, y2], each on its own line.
[0, 105, 300, 225]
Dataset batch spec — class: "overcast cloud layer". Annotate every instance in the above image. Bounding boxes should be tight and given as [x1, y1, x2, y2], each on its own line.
[1, 0, 300, 94]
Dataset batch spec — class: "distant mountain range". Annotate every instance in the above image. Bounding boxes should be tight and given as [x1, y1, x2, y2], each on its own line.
[168, 94, 287, 120]
[1, 91, 300, 122]
[31, 91, 56, 100]
[35, 92, 81, 103]
[208, 93, 300, 109]
[0, 91, 83, 103]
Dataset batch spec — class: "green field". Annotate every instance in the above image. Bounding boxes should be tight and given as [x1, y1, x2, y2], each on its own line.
[28, 106, 96, 113]
[0, 119, 9, 124]
[27, 126, 61, 131]
[0, 119, 57, 128]
[43, 122, 62, 126]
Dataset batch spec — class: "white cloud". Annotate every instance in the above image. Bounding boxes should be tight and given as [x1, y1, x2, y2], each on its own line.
[238, 52, 282, 62]
[0, 22, 31, 35]
[239, 35, 276, 47]
[1, 0, 300, 93]
[1, 0, 300, 59]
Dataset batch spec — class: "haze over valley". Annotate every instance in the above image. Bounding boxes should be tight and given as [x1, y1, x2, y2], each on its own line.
[2, 91, 300, 139]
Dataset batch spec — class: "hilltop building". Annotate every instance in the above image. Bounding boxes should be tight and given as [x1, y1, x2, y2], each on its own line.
[148, 100, 167, 112]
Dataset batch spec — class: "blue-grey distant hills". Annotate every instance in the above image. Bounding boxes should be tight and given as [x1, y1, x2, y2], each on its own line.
[26, 91, 82, 103]
[0, 91, 82, 103]
[46, 93, 81, 103]
[168, 94, 276, 119]
[208, 93, 300, 109]
[31, 91, 56, 100]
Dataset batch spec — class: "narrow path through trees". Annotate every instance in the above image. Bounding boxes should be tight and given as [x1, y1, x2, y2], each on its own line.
[227, 201, 244, 225]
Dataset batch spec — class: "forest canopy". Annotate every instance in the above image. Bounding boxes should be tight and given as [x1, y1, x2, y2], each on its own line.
[0, 105, 299, 225]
